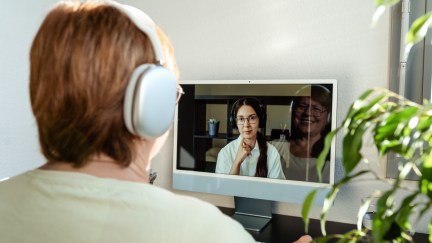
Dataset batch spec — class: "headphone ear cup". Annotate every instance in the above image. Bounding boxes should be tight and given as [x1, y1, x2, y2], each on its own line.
[230, 99, 239, 130]
[123, 64, 177, 139]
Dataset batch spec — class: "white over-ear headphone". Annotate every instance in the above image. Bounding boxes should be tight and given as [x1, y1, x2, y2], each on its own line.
[109, 1, 178, 139]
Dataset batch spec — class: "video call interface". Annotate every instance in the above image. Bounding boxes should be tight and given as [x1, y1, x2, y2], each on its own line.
[176, 82, 335, 184]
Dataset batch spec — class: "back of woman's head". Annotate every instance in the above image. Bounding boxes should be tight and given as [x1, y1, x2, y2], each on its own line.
[30, 1, 156, 167]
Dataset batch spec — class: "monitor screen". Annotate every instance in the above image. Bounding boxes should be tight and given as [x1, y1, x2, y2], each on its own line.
[172, 80, 337, 230]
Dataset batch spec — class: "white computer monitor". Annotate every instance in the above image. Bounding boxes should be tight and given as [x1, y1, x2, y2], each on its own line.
[172, 80, 337, 231]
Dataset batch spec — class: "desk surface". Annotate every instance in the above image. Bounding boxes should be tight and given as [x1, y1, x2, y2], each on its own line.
[218, 207, 429, 243]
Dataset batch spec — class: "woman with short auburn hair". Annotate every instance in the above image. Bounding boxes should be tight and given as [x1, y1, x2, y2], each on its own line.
[0, 1, 311, 243]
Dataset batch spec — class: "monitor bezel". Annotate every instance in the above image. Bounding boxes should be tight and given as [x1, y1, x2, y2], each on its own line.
[172, 79, 337, 205]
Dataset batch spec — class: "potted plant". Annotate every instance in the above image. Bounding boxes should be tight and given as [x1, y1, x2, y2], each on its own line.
[300, 1, 432, 242]
[208, 118, 220, 136]
[302, 88, 432, 242]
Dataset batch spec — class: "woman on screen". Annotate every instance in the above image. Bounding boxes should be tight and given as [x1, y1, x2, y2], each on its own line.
[283, 85, 331, 182]
[215, 97, 285, 179]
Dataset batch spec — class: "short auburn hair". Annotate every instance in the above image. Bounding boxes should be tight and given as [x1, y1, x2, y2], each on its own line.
[30, 1, 161, 167]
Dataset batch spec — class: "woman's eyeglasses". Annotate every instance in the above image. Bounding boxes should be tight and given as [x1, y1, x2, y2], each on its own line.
[176, 85, 184, 104]
[294, 103, 327, 117]
[236, 114, 258, 125]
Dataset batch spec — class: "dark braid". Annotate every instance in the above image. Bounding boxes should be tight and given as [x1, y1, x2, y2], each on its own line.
[255, 131, 268, 177]
[232, 97, 268, 177]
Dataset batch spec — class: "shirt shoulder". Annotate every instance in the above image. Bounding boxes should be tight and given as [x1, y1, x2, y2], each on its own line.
[0, 170, 256, 243]
[142, 187, 255, 242]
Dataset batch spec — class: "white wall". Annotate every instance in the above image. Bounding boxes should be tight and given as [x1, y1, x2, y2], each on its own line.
[1, 0, 428, 234]
[0, 1, 54, 178]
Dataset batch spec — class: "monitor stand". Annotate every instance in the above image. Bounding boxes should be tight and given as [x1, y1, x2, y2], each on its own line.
[232, 196, 272, 232]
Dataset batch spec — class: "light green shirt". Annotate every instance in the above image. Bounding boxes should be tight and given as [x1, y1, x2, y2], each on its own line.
[0, 169, 255, 243]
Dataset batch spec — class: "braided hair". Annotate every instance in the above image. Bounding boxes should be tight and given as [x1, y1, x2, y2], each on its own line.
[232, 97, 268, 178]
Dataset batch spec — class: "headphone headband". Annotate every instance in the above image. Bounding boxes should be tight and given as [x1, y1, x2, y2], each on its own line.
[107, 1, 177, 139]
[107, 0, 165, 65]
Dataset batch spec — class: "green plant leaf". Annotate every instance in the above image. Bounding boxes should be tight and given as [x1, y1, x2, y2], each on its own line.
[374, 122, 399, 142]
[320, 187, 339, 236]
[370, 182, 416, 242]
[372, 0, 400, 27]
[406, 12, 432, 46]
[345, 93, 387, 125]
[317, 129, 340, 182]
[372, 214, 389, 241]
[395, 193, 417, 232]
[377, 140, 403, 156]
[357, 197, 372, 231]
[374, 105, 426, 159]
[342, 123, 366, 174]
[405, 12, 432, 59]
[319, 170, 370, 236]
[429, 220, 432, 243]
[372, 190, 395, 241]
[303, 85, 432, 242]
[374, 0, 400, 6]
[419, 153, 432, 199]
[301, 189, 318, 233]
[314, 229, 366, 243]
[417, 114, 432, 132]
[342, 89, 376, 121]
[376, 106, 418, 134]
